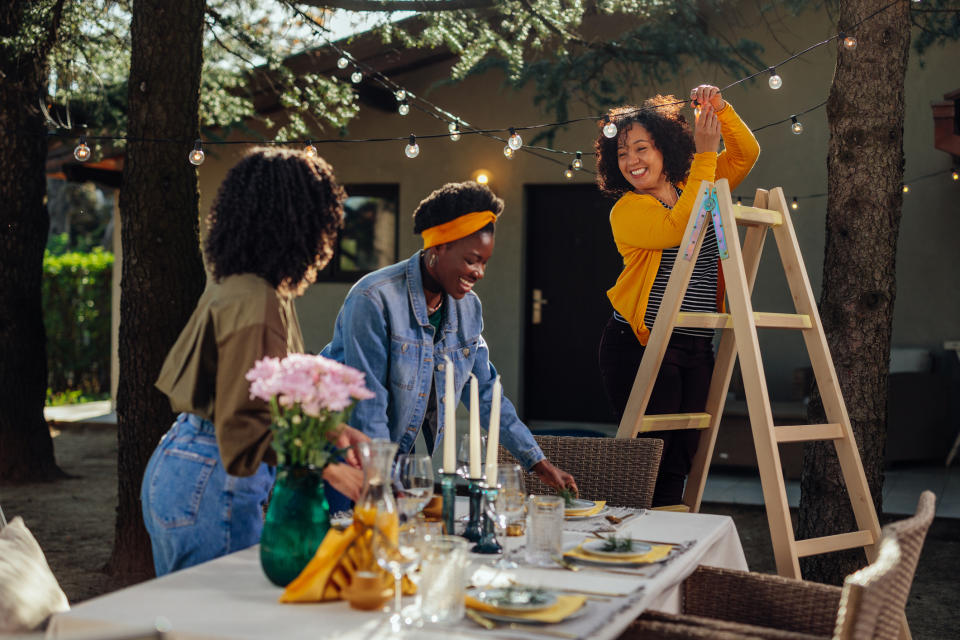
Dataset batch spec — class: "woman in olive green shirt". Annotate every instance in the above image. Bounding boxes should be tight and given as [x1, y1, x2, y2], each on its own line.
[142, 148, 364, 576]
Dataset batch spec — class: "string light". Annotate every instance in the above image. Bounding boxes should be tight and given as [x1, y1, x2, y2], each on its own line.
[188, 139, 205, 166]
[602, 117, 618, 138]
[448, 121, 461, 141]
[475, 172, 489, 185]
[73, 135, 91, 162]
[350, 71, 362, 84]
[398, 101, 410, 116]
[563, 165, 575, 180]
[572, 151, 583, 170]
[768, 68, 783, 90]
[503, 145, 514, 159]
[336, 57, 349, 69]
[952, 169, 958, 181]
[902, 184, 909, 193]
[404, 134, 419, 158]
[304, 140, 317, 157]
[508, 128, 523, 150]
[842, 34, 858, 50]
[790, 116, 804, 135]
[791, 197, 799, 210]
[395, 89, 406, 101]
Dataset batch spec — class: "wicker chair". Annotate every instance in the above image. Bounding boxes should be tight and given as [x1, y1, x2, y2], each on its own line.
[620, 490, 936, 640]
[497, 435, 663, 509]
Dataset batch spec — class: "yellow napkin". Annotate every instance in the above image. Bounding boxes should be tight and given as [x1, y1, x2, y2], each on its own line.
[564, 540, 672, 564]
[466, 594, 587, 624]
[279, 523, 415, 603]
[565, 500, 606, 517]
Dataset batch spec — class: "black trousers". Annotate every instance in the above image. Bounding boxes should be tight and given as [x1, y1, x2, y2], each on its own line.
[598, 315, 715, 507]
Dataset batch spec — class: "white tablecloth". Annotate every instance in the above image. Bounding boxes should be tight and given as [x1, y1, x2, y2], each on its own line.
[47, 510, 746, 640]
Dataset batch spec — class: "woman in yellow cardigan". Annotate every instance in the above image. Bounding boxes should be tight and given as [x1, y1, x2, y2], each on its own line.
[595, 85, 759, 506]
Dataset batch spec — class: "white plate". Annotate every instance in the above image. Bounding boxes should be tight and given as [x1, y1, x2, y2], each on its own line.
[467, 587, 557, 612]
[564, 498, 596, 512]
[580, 538, 653, 558]
[565, 506, 610, 521]
[474, 601, 589, 625]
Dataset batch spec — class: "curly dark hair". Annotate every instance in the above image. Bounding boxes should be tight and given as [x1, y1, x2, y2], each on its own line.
[204, 147, 345, 288]
[595, 95, 695, 197]
[412, 181, 504, 235]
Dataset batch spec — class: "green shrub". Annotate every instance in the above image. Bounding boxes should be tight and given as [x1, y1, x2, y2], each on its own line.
[43, 248, 114, 397]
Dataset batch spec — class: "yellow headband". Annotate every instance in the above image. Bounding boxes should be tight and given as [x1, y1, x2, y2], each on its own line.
[421, 210, 498, 249]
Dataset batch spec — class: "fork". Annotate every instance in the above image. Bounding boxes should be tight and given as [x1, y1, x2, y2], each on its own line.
[466, 609, 578, 638]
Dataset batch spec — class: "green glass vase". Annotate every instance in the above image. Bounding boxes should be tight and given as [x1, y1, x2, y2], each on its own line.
[260, 465, 331, 587]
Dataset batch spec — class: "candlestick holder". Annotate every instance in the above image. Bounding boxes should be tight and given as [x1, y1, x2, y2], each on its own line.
[472, 483, 502, 554]
[439, 471, 457, 536]
[462, 478, 484, 542]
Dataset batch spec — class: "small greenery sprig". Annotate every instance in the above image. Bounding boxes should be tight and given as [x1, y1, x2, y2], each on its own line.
[601, 536, 635, 553]
[247, 353, 374, 469]
[558, 487, 577, 507]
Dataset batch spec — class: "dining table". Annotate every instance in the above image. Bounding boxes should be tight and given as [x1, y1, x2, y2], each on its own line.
[46, 504, 747, 640]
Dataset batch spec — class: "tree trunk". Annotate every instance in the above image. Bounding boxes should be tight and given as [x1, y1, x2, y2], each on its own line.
[797, 0, 911, 585]
[0, 1, 66, 482]
[108, 0, 206, 576]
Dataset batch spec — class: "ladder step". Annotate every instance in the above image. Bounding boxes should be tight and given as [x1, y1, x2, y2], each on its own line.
[675, 312, 811, 330]
[775, 423, 845, 443]
[639, 412, 712, 432]
[733, 204, 783, 227]
[795, 530, 876, 558]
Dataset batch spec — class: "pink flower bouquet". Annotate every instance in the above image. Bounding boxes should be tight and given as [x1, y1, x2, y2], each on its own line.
[246, 354, 374, 468]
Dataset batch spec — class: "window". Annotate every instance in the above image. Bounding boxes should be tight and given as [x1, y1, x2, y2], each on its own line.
[318, 184, 399, 281]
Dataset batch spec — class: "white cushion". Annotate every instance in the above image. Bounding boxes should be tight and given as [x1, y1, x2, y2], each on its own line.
[0, 516, 70, 632]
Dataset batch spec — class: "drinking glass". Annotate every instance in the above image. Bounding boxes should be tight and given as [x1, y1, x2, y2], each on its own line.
[492, 464, 526, 569]
[394, 453, 434, 521]
[524, 494, 564, 567]
[373, 520, 420, 630]
[455, 433, 487, 480]
[419, 536, 469, 623]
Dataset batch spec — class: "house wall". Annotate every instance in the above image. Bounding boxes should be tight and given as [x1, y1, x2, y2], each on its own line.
[192, 6, 960, 425]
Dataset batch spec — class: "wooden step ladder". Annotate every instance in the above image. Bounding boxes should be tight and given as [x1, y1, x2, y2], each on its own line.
[615, 178, 884, 582]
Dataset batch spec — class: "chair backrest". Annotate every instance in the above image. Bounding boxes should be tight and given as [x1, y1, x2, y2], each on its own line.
[497, 435, 663, 508]
[833, 490, 936, 640]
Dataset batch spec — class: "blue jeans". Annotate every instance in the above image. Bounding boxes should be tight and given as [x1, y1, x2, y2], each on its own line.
[141, 413, 275, 576]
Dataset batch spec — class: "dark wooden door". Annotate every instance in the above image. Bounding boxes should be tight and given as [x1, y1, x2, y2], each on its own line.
[523, 184, 623, 423]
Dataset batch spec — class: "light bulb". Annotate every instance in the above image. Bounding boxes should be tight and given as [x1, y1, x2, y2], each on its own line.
[475, 173, 489, 185]
[572, 151, 583, 170]
[563, 165, 574, 180]
[902, 184, 909, 193]
[768, 69, 782, 90]
[449, 121, 461, 141]
[952, 169, 958, 181]
[351, 71, 362, 84]
[304, 141, 317, 158]
[603, 119, 618, 138]
[398, 101, 410, 116]
[503, 145, 514, 159]
[188, 139, 205, 166]
[395, 89, 406, 101]
[791, 197, 799, 210]
[73, 136, 91, 162]
[404, 134, 419, 159]
[337, 57, 349, 69]
[508, 128, 522, 150]
[843, 35, 857, 50]
[791, 116, 803, 135]
[449, 131, 460, 142]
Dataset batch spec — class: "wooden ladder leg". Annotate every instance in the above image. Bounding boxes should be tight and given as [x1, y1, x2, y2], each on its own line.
[618, 184, 713, 439]
[767, 188, 882, 563]
[715, 180, 802, 578]
[684, 189, 771, 512]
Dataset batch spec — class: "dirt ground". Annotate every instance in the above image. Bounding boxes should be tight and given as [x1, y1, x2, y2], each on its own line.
[1, 426, 956, 638]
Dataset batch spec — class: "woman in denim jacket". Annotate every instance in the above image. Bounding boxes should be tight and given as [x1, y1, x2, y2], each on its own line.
[323, 182, 577, 502]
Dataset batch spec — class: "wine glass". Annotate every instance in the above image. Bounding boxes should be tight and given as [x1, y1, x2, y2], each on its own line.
[456, 433, 487, 479]
[394, 454, 434, 522]
[373, 520, 421, 631]
[492, 464, 526, 569]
